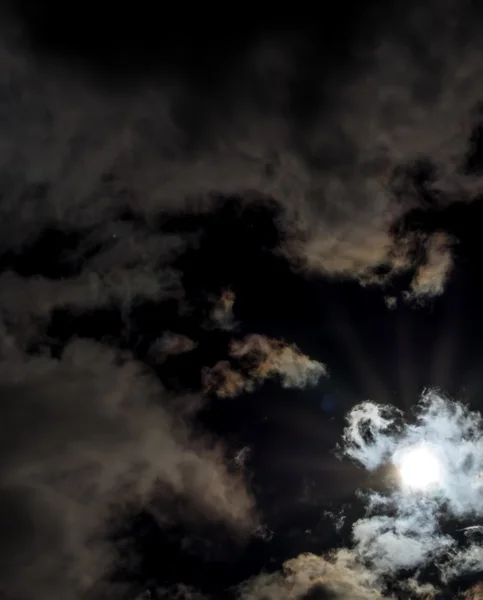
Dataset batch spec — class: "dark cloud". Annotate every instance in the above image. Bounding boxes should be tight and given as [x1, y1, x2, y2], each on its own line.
[143, 583, 209, 600]
[0, 337, 255, 600]
[0, 1, 481, 307]
[206, 289, 237, 332]
[1, 1, 483, 599]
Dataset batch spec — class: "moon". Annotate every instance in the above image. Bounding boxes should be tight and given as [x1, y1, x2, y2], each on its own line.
[396, 444, 443, 491]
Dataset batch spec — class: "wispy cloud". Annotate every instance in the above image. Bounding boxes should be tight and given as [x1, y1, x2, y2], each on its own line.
[341, 390, 483, 580]
[206, 289, 238, 332]
[1, 2, 483, 598]
[203, 334, 326, 397]
[235, 390, 483, 600]
[464, 582, 483, 599]
[148, 331, 198, 362]
[238, 550, 387, 600]
[202, 360, 249, 398]
[0, 338, 256, 600]
[0, 1, 480, 307]
[233, 390, 483, 600]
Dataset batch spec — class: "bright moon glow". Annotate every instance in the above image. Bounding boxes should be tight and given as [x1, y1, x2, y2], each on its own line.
[398, 444, 442, 491]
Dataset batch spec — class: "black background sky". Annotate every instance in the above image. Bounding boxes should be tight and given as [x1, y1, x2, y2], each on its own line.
[3, 1, 483, 599]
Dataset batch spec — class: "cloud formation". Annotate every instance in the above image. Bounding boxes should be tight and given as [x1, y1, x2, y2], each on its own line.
[203, 334, 326, 398]
[403, 232, 455, 302]
[144, 584, 209, 600]
[341, 390, 483, 581]
[464, 582, 483, 600]
[206, 289, 237, 332]
[148, 331, 198, 362]
[1, 2, 483, 598]
[0, 337, 256, 600]
[203, 360, 249, 399]
[238, 550, 387, 600]
[0, 1, 481, 307]
[232, 391, 483, 600]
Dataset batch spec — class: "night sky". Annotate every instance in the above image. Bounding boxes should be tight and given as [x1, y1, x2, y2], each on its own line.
[3, 1, 483, 599]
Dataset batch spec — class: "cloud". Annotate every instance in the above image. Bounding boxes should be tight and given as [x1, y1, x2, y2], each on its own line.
[0, 338, 256, 600]
[384, 296, 398, 310]
[142, 583, 208, 600]
[0, 2, 481, 306]
[238, 550, 388, 600]
[404, 232, 455, 302]
[351, 504, 454, 574]
[340, 389, 483, 580]
[206, 289, 237, 332]
[443, 543, 483, 583]
[148, 332, 198, 362]
[0, 267, 182, 316]
[0, 3, 483, 598]
[230, 334, 327, 389]
[202, 360, 250, 398]
[464, 582, 483, 600]
[234, 391, 483, 600]
[202, 335, 327, 397]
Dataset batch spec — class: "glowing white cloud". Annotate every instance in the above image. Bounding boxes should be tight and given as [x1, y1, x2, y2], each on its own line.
[341, 389, 483, 581]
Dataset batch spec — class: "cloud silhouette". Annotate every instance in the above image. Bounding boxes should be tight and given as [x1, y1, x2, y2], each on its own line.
[0, 1, 480, 307]
[0, 337, 256, 600]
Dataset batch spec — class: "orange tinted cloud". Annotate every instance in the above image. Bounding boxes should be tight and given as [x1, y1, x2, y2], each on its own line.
[202, 360, 249, 398]
[203, 334, 326, 398]
[149, 331, 198, 361]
